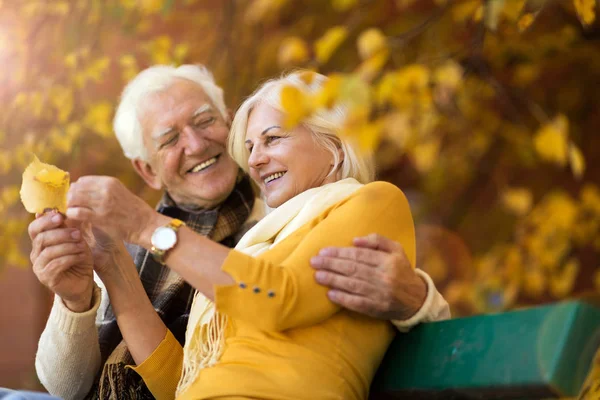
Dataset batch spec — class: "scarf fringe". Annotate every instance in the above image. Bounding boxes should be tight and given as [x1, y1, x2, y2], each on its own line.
[176, 291, 229, 397]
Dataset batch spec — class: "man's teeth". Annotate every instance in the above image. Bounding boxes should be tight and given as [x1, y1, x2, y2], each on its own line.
[264, 172, 285, 184]
[190, 157, 217, 173]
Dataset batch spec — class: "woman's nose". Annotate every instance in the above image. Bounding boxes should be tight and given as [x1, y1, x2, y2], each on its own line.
[181, 125, 209, 155]
[248, 145, 269, 169]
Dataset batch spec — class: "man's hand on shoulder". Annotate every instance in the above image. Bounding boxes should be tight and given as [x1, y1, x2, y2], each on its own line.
[311, 233, 427, 321]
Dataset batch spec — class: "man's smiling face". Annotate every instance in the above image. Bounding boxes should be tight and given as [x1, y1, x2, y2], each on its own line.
[138, 78, 239, 209]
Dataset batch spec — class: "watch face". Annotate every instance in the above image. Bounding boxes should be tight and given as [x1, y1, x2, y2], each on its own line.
[151, 226, 177, 250]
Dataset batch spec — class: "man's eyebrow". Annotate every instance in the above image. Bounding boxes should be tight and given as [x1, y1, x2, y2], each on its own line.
[192, 104, 212, 117]
[152, 104, 214, 140]
[244, 125, 281, 145]
[153, 127, 175, 140]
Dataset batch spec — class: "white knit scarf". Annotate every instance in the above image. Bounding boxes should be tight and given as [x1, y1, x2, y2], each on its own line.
[176, 178, 363, 396]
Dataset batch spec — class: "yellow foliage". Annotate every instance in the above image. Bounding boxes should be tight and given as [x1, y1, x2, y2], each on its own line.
[313, 75, 343, 109]
[315, 26, 348, 64]
[1, 185, 20, 207]
[513, 64, 539, 86]
[501, 0, 525, 22]
[355, 51, 389, 81]
[574, 0, 596, 26]
[518, 13, 536, 32]
[280, 85, 312, 129]
[569, 143, 585, 179]
[278, 37, 310, 67]
[452, 0, 481, 23]
[502, 187, 533, 215]
[84, 102, 114, 138]
[120, 54, 139, 82]
[377, 65, 431, 109]
[549, 258, 579, 298]
[245, 0, 288, 24]
[523, 268, 546, 298]
[412, 138, 441, 173]
[146, 36, 173, 64]
[49, 86, 74, 123]
[20, 155, 70, 214]
[332, 0, 358, 12]
[533, 114, 569, 166]
[338, 75, 372, 109]
[433, 61, 463, 90]
[357, 28, 387, 61]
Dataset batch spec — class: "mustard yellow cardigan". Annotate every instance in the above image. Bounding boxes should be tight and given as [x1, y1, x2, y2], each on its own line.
[132, 182, 416, 400]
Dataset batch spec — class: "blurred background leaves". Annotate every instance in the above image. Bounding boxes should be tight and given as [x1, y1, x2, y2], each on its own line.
[0, 0, 599, 317]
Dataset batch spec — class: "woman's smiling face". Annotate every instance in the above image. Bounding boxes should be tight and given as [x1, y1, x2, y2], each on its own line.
[245, 102, 338, 208]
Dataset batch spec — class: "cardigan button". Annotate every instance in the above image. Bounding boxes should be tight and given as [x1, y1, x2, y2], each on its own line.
[239, 282, 247, 289]
[253, 286, 261, 294]
[267, 290, 275, 298]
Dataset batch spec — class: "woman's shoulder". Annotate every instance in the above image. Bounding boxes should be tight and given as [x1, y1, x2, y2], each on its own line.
[352, 181, 408, 203]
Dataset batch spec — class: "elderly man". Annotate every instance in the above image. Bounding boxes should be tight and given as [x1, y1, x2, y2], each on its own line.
[29, 65, 449, 399]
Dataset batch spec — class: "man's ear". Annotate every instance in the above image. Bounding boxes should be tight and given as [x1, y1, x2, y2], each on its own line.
[131, 159, 162, 190]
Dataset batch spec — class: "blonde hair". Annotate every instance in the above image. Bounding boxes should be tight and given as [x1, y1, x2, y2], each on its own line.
[228, 71, 375, 184]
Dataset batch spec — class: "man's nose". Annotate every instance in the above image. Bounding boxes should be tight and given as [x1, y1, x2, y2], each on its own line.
[248, 145, 269, 169]
[181, 125, 209, 155]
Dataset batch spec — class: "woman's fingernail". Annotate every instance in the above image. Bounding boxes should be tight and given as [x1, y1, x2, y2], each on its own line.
[315, 271, 327, 282]
[52, 214, 62, 223]
[71, 230, 81, 239]
[77, 241, 86, 248]
[310, 256, 322, 267]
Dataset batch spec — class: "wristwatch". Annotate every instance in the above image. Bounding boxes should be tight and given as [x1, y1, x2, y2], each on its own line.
[150, 218, 185, 265]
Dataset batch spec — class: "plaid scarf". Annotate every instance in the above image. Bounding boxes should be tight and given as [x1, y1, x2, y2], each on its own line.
[85, 173, 256, 400]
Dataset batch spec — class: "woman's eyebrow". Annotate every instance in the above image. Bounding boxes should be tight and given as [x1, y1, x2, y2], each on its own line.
[245, 125, 282, 144]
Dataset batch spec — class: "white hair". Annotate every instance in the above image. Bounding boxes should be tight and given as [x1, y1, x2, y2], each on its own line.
[113, 64, 228, 161]
[228, 71, 375, 184]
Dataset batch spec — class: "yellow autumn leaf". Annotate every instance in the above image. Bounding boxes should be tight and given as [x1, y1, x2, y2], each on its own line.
[412, 138, 440, 173]
[533, 114, 569, 166]
[574, 0, 596, 26]
[434, 61, 463, 90]
[278, 37, 310, 67]
[315, 26, 348, 64]
[523, 268, 546, 298]
[20, 155, 70, 214]
[357, 28, 387, 60]
[355, 51, 389, 81]
[280, 85, 312, 129]
[332, 0, 357, 12]
[518, 13, 536, 32]
[49, 86, 74, 123]
[569, 143, 585, 179]
[84, 102, 114, 138]
[313, 74, 342, 109]
[549, 258, 579, 298]
[502, 187, 533, 215]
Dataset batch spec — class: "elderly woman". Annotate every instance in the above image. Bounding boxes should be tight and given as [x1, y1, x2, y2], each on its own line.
[101, 71, 416, 400]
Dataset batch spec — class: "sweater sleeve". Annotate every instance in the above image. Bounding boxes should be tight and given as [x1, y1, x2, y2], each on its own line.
[35, 283, 103, 400]
[215, 182, 416, 332]
[391, 269, 451, 332]
[128, 329, 183, 400]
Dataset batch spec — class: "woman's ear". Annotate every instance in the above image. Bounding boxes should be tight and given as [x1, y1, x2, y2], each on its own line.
[131, 159, 162, 190]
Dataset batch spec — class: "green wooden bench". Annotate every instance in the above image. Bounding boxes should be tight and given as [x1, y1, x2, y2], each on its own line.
[370, 300, 600, 399]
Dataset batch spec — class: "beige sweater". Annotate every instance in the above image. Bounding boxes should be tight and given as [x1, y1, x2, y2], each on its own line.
[35, 271, 449, 400]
